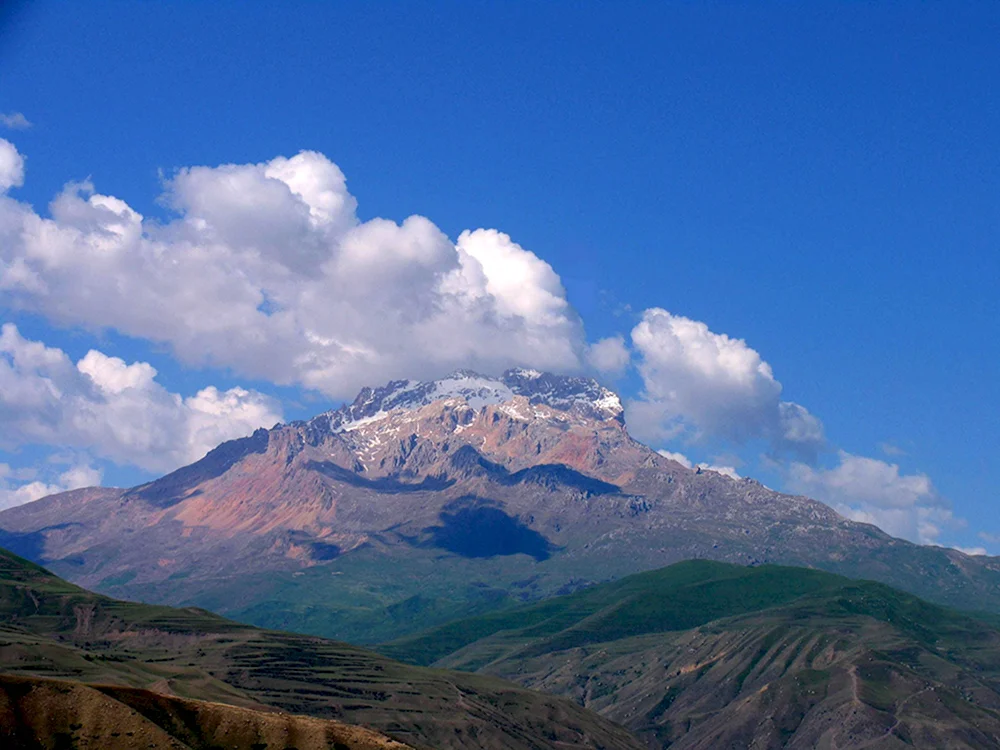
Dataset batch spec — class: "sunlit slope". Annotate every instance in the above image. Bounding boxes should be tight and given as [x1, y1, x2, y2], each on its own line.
[0, 547, 643, 750]
[0, 673, 412, 750]
[383, 560, 1000, 749]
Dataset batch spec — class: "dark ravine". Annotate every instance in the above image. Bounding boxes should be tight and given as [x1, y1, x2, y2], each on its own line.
[0, 546, 643, 750]
[383, 560, 1000, 750]
[0, 369, 998, 644]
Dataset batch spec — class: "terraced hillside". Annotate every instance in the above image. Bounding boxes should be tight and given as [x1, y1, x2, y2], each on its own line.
[0, 547, 643, 750]
[383, 560, 1000, 749]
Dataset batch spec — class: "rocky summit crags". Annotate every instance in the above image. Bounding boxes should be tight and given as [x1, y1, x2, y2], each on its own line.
[0, 370, 997, 643]
[317, 368, 625, 434]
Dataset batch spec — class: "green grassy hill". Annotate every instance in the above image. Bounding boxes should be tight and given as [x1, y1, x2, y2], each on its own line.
[0, 547, 643, 750]
[382, 560, 1000, 749]
[381, 560, 850, 667]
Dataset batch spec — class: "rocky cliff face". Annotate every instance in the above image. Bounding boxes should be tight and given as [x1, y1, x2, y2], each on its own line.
[1, 369, 998, 642]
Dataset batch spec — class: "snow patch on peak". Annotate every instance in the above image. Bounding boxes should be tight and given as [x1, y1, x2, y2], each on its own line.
[593, 391, 623, 413]
[508, 367, 543, 379]
[429, 374, 514, 410]
[500, 369, 624, 421]
[313, 368, 625, 433]
[337, 411, 390, 432]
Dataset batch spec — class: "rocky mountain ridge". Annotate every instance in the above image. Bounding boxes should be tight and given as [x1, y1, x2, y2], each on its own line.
[0, 369, 997, 643]
[311, 368, 625, 435]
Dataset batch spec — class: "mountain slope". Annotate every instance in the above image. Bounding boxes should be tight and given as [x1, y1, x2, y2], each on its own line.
[0, 546, 644, 750]
[382, 560, 1000, 749]
[0, 673, 412, 750]
[1, 369, 998, 643]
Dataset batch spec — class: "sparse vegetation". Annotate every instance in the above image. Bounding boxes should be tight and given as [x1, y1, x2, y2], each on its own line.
[382, 560, 1000, 748]
[0, 546, 643, 750]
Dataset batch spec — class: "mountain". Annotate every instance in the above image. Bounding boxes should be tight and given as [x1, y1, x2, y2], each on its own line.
[0, 369, 998, 643]
[382, 560, 1000, 749]
[0, 545, 643, 750]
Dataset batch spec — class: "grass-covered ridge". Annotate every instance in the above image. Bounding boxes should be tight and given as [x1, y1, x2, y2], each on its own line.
[0, 546, 243, 638]
[381, 560, 854, 665]
[380, 559, 1000, 749]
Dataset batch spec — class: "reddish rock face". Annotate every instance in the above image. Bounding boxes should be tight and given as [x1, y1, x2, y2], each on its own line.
[0, 370, 651, 579]
[149, 369, 653, 547]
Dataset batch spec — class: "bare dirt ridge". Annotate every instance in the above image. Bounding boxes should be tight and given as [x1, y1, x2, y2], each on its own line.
[0, 672, 413, 750]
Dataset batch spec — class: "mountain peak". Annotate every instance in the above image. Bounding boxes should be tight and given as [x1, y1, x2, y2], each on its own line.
[313, 369, 623, 434]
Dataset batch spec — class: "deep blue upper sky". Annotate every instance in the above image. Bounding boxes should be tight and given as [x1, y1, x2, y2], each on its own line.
[0, 2, 997, 552]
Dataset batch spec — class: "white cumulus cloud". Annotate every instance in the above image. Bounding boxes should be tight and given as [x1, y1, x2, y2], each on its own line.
[787, 450, 954, 544]
[656, 449, 741, 479]
[0, 138, 25, 193]
[0, 143, 587, 398]
[0, 323, 282, 473]
[628, 308, 824, 459]
[0, 462, 102, 512]
[586, 335, 630, 375]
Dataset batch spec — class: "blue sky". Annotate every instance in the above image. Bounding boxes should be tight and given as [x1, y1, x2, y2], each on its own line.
[0, 2, 997, 552]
